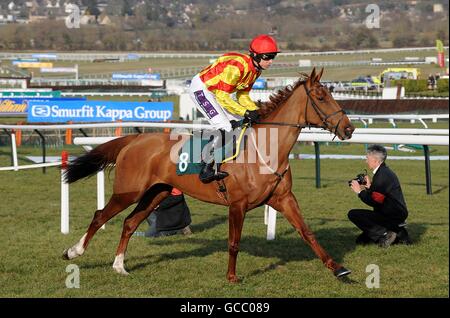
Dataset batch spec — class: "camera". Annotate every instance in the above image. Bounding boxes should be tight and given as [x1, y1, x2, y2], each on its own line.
[348, 170, 368, 186]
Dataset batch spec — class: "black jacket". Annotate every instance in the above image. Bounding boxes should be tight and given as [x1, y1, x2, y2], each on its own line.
[358, 162, 408, 222]
[155, 194, 191, 231]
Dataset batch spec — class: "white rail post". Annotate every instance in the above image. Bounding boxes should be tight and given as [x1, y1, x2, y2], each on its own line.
[97, 170, 105, 230]
[61, 151, 69, 234]
[10, 132, 18, 171]
[264, 205, 277, 240]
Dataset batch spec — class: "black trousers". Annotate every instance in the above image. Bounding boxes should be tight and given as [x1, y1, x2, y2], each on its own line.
[348, 209, 405, 242]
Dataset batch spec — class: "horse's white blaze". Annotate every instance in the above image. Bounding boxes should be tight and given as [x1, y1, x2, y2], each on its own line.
[113, 253, 129, 275]
[67, 233, 87, 259]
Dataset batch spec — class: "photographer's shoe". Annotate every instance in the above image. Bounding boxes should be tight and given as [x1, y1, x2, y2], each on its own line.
[181, 225, 193, 236]
[378, 231, 397, 248]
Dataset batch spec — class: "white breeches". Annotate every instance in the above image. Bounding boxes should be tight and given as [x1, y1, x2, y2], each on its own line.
[189, 75, 242, 132]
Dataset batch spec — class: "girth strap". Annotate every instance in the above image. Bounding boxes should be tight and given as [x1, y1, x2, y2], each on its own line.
[262, 165, 290, 205]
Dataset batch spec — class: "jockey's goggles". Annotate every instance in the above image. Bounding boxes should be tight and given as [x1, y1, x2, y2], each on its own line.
[260, 53, 277, 60]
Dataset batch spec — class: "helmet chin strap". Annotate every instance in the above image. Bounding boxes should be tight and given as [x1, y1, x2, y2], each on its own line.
[250, 52, 264, 71]
[254, 61, 264, 71]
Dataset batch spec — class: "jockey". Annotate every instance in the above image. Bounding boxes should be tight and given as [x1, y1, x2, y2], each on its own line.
[189, 34, 280, 183]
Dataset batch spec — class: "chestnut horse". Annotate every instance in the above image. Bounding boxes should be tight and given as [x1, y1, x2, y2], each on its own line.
[62, 68, 355, 281]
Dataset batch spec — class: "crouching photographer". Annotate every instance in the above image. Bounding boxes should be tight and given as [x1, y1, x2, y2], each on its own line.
[348, 145, 412, 248]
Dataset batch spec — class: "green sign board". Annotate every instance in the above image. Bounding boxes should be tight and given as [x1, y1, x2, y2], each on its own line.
[0, 91, 61, 98]
[149, 90, 168, 98]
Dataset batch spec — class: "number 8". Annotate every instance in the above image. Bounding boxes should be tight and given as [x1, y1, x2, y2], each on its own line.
[178, 152, 189, 172]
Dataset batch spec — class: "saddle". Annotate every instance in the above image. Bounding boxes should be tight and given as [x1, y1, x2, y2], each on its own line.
[176, 124, 248, 176]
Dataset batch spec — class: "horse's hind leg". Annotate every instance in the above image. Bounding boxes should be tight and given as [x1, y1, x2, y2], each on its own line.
[226, 202, 247, 283]
[62, 192, 138, 260]
[113, 184, 172, 275]
[268, 191, 351, 278]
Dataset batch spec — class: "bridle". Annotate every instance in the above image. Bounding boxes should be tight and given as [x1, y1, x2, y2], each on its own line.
[255, 84, 347, 140]
[304, 85, 346, 140]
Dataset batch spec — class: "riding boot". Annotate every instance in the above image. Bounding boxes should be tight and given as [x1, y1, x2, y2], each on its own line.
[199, 162, 220, 183]
[199, 131, 229, 184]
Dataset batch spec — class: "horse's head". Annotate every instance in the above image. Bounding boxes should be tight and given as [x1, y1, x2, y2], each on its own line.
[303, 68, 354, 140]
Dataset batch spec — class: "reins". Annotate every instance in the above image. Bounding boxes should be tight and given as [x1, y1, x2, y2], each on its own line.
[254, 83, 347, 140]
[248, 129, 290, 205]
[253, 121, 319, 129]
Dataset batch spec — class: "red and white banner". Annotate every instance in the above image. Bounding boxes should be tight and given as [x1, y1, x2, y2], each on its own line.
[437, 52, 445, 68]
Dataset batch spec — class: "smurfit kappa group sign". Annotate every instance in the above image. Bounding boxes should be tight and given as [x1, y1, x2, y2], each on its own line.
[27, 100, 173, 123]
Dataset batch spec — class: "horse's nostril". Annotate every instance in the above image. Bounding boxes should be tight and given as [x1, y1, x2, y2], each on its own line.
[345, 127, 354, 136]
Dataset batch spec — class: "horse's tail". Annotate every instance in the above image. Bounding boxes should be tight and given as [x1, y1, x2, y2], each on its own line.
[63, 135, 139, 184]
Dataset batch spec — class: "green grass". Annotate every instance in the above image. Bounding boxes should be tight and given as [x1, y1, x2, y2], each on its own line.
[0, 147, 448, 297]
[11, 58, 211, 78]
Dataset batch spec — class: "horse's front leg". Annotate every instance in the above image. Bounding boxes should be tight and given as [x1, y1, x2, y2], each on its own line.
[268, 191, 351, 278]
[226, 203, 247, 283]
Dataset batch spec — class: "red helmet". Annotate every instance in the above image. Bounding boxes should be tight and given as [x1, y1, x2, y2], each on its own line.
[249, 34, 280, 54]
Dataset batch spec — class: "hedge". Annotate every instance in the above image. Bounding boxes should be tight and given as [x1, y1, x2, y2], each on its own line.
[391, 78, 449, 93]
[391, 79, 428, 92]
[437, 79, 449, 93]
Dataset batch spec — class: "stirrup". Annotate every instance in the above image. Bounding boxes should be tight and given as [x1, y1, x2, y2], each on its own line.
[215, 163, 229, 181]
[214, 170, 229, 181]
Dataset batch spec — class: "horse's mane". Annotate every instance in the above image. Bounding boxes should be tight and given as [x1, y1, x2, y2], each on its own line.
[257, 73, 309, 118]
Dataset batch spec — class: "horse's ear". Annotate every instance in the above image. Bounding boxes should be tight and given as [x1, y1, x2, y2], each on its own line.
[315, 68, 324, 82]
[309, 67, 316, 84]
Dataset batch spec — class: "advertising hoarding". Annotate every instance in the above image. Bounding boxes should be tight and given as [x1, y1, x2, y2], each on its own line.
[27, 100, 173, 123]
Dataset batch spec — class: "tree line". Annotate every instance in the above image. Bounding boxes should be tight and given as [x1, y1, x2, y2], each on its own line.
[0, 0, 448, 51]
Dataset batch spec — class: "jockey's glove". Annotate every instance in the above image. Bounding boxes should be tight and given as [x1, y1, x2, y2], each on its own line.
[244, 110, 260, 123]
[230, 120, 241, 130]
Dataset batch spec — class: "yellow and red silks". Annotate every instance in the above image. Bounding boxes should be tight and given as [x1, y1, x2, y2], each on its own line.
[199, 53, 261, 116]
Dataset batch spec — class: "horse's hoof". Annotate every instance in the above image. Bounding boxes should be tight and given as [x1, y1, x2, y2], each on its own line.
[62, 249, 70, 260]
[113, 266, 130, 276]
[227, 275, 240, 283]
[334, 267, 351, 278]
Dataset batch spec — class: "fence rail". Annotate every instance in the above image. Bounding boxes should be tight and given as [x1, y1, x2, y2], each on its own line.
[2, 122, 446, 178]
[347, 114, 449, 128]
[1, 121, 448, 132]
